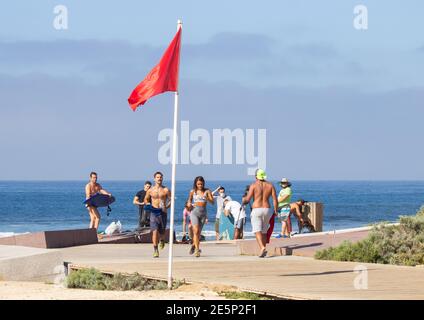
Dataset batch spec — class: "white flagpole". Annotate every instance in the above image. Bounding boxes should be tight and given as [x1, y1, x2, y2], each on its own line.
[167, 19, 182, 290]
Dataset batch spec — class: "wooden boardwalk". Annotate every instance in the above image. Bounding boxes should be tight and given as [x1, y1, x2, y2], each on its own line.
[61, 239, 424, 300]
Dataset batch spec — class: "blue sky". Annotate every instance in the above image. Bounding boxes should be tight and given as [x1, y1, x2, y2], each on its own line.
[0, 1, 423, 180]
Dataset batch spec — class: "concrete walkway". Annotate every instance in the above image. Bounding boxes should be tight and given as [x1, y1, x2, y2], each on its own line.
[61, 242, 424, 300]
[0, 245, 63, 281]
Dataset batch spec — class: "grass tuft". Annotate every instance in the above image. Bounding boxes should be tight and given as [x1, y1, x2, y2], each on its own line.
[219, 290, 271, 300]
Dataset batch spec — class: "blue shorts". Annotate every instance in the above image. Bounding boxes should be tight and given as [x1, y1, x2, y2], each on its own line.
[277, 205, 291, 222]
[150, 210, 167, 234]
[144, 204, 163, 216]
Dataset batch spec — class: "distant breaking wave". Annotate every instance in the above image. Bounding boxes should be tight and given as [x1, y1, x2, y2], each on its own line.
[0, 232, 15, 238]
[0, 232, 28, 238]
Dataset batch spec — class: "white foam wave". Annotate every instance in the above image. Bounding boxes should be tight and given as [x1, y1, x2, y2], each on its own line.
[0, 232, 29, 238]
[0, 232, 15, 238]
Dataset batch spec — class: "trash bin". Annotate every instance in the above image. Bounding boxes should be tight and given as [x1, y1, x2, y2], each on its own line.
[301, 202, 323, 232]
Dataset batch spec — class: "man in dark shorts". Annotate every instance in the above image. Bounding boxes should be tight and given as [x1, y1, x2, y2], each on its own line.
[133, 181, 152, 229]
[144, 172, 171, 258]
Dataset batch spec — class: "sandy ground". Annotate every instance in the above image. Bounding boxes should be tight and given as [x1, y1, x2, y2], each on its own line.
[0, 281, 233, 300]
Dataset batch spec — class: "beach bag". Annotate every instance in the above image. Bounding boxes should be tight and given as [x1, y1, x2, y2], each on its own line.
[105, 221, 122, 235]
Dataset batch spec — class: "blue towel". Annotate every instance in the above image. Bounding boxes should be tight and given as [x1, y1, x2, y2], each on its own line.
[144, 204, 163, 217]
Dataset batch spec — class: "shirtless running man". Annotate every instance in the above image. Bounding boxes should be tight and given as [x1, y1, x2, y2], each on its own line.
[242, 169, 278, 258]
[144, 171, 171, 258]
[85, 172, 112, 230]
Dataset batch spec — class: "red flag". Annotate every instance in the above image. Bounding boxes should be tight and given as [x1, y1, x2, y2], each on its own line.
[128, 28, 181, 111]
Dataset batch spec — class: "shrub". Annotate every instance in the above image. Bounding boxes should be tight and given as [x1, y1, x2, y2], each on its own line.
[66, 269, 182, 291]
[315, 207, 424, 266]
[416, 205, 424, 217]
[66, 268, 108, 290]
[104, 272, 147, 291]
[219, 291, 271, 300]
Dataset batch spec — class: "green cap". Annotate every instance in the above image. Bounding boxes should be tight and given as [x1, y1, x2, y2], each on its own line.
[255, 169, 267, 181]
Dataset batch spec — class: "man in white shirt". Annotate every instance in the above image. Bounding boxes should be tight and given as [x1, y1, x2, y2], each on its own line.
[224, 199, 246, 240]
[212, 186, 231, 240]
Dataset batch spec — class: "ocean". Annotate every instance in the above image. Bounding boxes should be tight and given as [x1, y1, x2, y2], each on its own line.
[1, 181, 423, 240]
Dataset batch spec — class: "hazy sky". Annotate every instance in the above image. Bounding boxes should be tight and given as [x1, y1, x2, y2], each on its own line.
[1, 1, 423, 180]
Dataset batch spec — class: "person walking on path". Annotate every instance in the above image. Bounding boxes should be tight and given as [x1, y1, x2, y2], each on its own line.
[133, 181, 152, 229]
[186, 176, 214, 257]
[242, 169, 278, 258]
[144, 172, 171, 258]
[211, 186, 231, 240]
[181, 204, 193, 243]
[85, 171, 112, 231]
[276, 178, 293, 238]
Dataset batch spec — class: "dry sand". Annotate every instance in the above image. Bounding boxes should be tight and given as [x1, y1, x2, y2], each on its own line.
[0, 281, 234, 300]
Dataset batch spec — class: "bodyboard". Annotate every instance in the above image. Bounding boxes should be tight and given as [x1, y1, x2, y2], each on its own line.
[219, 212, 234, 240]
[84, 193, 115, 208]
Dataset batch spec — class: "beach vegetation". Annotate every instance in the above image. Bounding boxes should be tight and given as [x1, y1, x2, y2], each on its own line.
[315, 207, 424, 266]
[66, 268, 182, 291]
[66, 268, 108, 290]
[218, 290, 272, 300]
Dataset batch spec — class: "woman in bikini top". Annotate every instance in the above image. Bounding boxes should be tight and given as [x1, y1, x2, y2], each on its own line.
[192, 190, 207, 206]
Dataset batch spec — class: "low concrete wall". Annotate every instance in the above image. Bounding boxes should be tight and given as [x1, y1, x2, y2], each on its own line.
[99, 228, 174, 244]
[237, 229, 370, 257]
[0, 229, 98, 249]
[0, 245, 64, 281]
